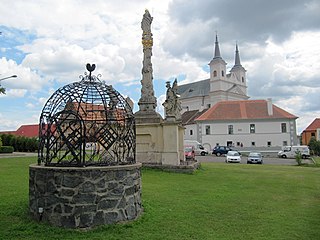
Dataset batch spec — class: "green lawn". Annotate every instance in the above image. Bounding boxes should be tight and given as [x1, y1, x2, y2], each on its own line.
[0, 157, 319, 240]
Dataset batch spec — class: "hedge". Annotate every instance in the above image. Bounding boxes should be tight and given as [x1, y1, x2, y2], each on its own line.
[0, 146, 14, 153]
[0, 134, 39, 152]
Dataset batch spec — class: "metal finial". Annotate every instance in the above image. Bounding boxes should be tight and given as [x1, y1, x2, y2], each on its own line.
[86, 63, 96, 80]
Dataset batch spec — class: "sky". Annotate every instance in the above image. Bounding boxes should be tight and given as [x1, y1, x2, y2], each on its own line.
[0, 0, 320, 134]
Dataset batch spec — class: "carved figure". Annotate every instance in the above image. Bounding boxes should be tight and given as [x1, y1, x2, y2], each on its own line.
[163, 79, 182, 120]
[141, 9, 153, 32]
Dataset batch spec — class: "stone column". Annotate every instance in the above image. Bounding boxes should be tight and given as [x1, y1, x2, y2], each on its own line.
[135, 9, 162, 123]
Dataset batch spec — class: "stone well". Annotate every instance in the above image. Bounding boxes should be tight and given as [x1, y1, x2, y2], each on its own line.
[29, 163, 142, 228]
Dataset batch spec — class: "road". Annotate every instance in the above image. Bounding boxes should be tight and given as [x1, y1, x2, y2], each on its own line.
[196, 154, 301, 165]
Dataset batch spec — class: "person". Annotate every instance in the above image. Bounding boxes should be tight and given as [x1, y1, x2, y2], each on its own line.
[141, 9, 153, 32]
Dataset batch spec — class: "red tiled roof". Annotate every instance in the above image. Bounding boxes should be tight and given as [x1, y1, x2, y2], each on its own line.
[15, 124, 39, 138]
[181, 109, 208, 125]
[0, 124, 39, 138]
[303, 118, 320, 131]
[196, 100, 297, 121]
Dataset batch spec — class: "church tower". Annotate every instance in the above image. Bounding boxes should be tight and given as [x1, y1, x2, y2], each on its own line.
[209, 34, 227, 85]
[230, 43, 247, 96]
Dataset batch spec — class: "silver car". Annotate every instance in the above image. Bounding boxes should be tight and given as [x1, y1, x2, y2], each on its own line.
[247, 152, 263, 164]
[225, 151, 241, 163]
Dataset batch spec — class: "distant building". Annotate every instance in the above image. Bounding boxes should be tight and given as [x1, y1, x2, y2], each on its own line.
[301, 118, 320, 145]
[178, 35, 298, 148]
[0, 124, 39, 138]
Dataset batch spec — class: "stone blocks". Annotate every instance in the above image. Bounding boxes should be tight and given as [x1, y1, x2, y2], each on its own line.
[29, 163, 142, 228]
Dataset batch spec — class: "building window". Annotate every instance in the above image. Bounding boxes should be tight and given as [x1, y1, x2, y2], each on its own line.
[190, 129, 193, 135]
[213, 70, 217, 77]
[311, 132, 315, 137]
[228, 125, 233, 135]
[207, 104, 211, 108]
[267, 141, 271, 147]
[205, 125, 210, 135]
[250, 124, 255, 133]
[281, 123, 287, 133]
[242, 77, 244, 82]
[283, 141, 287, 146]
[251, 142, 255, 146]
[221, 70, 224, 77]
[237, 142, 240, 146]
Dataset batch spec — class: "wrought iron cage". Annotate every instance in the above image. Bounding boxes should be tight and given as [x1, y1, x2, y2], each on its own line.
[38, 64, 136, 167]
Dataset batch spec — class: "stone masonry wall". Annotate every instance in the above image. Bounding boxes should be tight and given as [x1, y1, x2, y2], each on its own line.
[29, 163, 142, 228]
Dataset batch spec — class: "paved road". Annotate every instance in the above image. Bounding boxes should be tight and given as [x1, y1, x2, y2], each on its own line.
[196, 154, 303, 165]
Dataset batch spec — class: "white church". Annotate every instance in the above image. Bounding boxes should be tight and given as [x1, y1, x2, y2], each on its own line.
[178, 35, 298, 150]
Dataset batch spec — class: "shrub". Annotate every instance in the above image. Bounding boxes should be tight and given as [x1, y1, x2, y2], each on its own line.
[0, 134, 38, 152]
[0, 136, 2, 147]
[295, 150, 302, 165]
[0, 146, 14, 153]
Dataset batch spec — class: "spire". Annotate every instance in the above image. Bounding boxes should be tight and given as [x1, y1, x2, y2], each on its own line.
[234, 43, 241, 66]
[214, 34, 221, 59]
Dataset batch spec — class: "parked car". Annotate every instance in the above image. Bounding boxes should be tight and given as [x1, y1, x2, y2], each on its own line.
[212, 146, 232, 156]
[184, 145, 195, 160]
[225, 151, 241, 163]
[247, 152, 263, 164]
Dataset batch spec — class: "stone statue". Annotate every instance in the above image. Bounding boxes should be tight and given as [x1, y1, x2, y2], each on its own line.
[163, 79, 182, 121]
[141, 9, 153, 33]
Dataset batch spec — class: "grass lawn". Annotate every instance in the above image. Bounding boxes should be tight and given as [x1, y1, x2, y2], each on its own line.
[0, 157, 319, 240]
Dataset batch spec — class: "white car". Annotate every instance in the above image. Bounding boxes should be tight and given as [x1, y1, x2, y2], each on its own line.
[225, 151, 241, 163]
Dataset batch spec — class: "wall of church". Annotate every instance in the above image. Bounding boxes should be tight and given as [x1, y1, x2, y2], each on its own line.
[180, 96, 211, 112]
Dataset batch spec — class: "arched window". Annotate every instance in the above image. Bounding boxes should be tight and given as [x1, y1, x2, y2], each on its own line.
[221, 70, 224, 77]
[213, 70, 217, 77]
[242, 77, 244, 82]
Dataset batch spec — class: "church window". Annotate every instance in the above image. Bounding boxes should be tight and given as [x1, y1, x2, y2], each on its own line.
[213, 70, 217, 77]
[221, 70, 224, 77]
[267, 141, 272, 147]
[190, 129, 193, 135]
[228, 125, 233, 134]
[242, 77, 244, 82]
[281, 123, 287, 133]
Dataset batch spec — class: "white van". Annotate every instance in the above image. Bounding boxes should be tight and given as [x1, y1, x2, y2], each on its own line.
[184, 140, 208, 156]
[277, 145, 310, 159]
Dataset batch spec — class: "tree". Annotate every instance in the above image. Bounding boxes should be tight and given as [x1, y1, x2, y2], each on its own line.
[0, 87, 5, 94]
[308, 137, 320, 156]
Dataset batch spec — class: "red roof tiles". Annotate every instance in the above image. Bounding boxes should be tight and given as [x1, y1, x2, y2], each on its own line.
[303, 118, 320, 131]
[196, 100, 297, 121]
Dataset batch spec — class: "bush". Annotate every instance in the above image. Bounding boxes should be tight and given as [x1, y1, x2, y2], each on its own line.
[0, 136, 2, 147]
[0, 146, 14, 153]
[295, 150, 302, 166]
[0, 134, 38, 152]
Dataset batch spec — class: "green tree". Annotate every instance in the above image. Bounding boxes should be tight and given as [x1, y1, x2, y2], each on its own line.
[308, 137, 320, 156]
[0, 87, 5, 94]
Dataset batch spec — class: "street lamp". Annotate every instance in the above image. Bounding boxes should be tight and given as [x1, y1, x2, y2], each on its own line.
[0, 75, 17, 94]
[0, 75, 17, 81]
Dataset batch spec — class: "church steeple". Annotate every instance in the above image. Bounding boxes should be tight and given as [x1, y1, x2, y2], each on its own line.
[234, 43, 241, 66]
[214, 34, 221, 59]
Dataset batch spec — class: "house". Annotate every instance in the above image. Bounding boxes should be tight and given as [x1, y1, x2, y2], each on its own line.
[301, 118, 320, 145]
[178, 35, 298, 148]
[190, 99, 298, 150]
[0, 124, 39, 138]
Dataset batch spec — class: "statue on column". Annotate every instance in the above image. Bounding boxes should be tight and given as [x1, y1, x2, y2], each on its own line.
[163, 79, 182, 121]
[137, 9, 157, 112]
